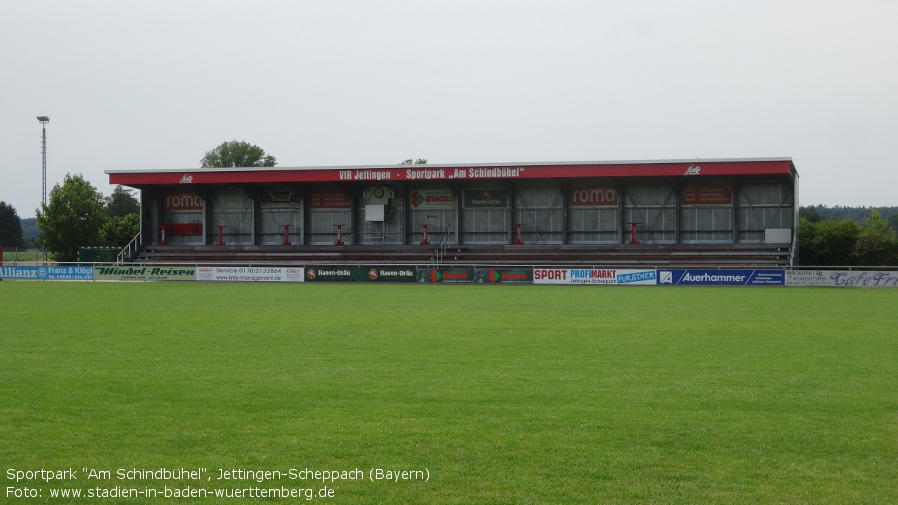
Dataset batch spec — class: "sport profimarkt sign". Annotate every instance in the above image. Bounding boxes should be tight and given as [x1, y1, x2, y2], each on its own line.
[533, 268, 657, 285]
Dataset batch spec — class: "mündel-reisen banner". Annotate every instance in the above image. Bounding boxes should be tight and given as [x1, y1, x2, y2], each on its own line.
[93, 266, 196, 281]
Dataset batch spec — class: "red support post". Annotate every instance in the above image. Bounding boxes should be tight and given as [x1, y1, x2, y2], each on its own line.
[333, 224, 345, 246]
[280, 224, 292, 246]
[627, 222, 641, 244]
[216, 225, 228, 246]
[513, 223, 526, 245]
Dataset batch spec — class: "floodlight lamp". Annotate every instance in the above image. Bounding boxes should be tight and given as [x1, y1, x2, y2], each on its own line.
[37, 116, 49, 123]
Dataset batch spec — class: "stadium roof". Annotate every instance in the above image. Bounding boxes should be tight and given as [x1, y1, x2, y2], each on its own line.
[107, 157, 796, 187]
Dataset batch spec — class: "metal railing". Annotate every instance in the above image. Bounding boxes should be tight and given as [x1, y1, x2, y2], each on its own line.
[117, 232, 142, 265]
[432, 224, 453, 268]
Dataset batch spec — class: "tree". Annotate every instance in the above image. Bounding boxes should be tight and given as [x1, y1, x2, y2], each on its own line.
[101, 213, 140, 248]
[35, 174, 106, 262]
[852, 210, 898, 266]
[888, 213, 898, 235]
[798, 217, 860, 266]
[102, 185, 140, 248]
[201, 140, 277, 168]
[0, 201, 26, 248]
[799, 206, 823, 223]
[400, 158, 428, 165]
[106, 185, 140, 218]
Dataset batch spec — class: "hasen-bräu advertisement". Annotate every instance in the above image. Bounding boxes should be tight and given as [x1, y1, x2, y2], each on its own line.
[462, 190, 509, 208]
[657, 269, 785, 286]
[533, 268, 657, 285]
[197, 267, 304, 282]
[366, 267, 417, 283]
[305, 267, 416, 283]
[786, 269, 898, 287]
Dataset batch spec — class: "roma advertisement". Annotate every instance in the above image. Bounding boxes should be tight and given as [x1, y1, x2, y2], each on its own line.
[532, 268, 657, 285]
[568, 187, 618, 207]
[163, 191, 204, 210]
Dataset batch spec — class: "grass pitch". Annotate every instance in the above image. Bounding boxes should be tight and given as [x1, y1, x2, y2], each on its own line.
[1, 282, 896, 504]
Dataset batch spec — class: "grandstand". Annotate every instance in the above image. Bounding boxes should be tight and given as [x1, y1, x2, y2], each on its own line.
[107, 158, 798, 267]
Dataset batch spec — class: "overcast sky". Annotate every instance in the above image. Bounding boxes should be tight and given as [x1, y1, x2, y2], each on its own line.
[3, 0, 897, 217]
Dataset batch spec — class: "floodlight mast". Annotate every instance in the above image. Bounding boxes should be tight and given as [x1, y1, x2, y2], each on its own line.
[37, 116, 49, 265]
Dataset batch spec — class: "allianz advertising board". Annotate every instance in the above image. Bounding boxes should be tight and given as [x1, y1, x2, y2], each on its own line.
[0, 265, 94, 280]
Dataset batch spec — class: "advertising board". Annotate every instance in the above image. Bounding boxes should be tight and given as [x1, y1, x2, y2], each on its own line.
[568, 187, 618, 207]
[164, 191, 204, 210]
[0, 265, 94, 281]
[478, 268, 533, 284]
[533, 268, 656, 285]
[786, 269, 898, 287]
[657, 269, 784, 286]
[197, 267, 304, 282]
[93, 266, 196, 281]
[410, 189, 456, 210]
[681, 184, 733, 205]
[420, 268, 476, 283]
[259, 191, 302, 209]
[463, 190, 509, 208]
[304, 267, 416, 282]
[308, 190, 352, 209]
